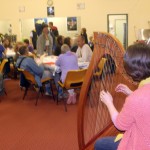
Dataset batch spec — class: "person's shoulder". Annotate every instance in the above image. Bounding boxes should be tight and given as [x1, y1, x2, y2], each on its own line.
[25, 56, 34, 62]
[57, 54, 64, 59]
[28, 45, 34, 49]
[70, 51, 76, 56]
[16, 56, 27, 63]
[52, 26, 58, 30]
[16, 57, 21, 63]
[38, 34, 43, 38]
[128, 84, 150, 103]
[72, 52, 78, 59]
[83, 44, 91, 49]
[76, 46, 81, 51]
[0, 44, 5, 50]
[136, 84, 150, 96]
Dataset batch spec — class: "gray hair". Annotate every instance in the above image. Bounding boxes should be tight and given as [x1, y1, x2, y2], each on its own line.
[61, 44, 70, 54]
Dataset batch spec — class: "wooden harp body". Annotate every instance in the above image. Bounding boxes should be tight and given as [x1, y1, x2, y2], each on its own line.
[77, 32, 137, 150]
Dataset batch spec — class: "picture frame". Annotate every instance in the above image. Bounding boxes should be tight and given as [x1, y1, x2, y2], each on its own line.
[47, 7, 54, 17]
[34, 18, 48, 36]
[34, 18, 48, 24]
[67, 17, 77, 31]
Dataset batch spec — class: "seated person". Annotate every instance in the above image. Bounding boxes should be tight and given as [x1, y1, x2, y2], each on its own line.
[76, 35, 93, 62]
[0, 44, 6, 59]
[16, 46, 52, 95]
[30, 29, 38, 50]
[23, 39, 34, 54]
[55, 44, 79, 104]
[3, 38, 15, 61]
[0, 44, 10, 77]
[71, 36, 78, 53]
[88, 36, 94, 51]
[14, 41, 24, 61]
[95, 43, 150, 150]
[54, 35, 64, 56]
[2, 38, 13, 49]
[81, 27, 88, 44]
[64, 37, 72, 48]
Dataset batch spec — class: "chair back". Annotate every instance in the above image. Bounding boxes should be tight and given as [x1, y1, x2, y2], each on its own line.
[94, 58, 107, 76]
[0, 59, 8, 74]
[64, 69, 87, 89]
[18, 68, 36, 84]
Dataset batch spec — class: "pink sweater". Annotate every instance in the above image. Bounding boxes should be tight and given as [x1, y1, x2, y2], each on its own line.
[115, 84, 150, 150]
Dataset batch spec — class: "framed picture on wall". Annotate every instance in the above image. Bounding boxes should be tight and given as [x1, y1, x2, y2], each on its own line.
[47, 7, 55, 17]
[67, 17, 77, 31]
[34, 18, 47, 24]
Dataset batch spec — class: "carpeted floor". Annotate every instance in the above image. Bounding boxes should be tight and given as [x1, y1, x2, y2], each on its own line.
[0, 79, 79, 150]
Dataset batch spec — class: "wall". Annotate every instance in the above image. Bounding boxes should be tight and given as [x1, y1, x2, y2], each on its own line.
[1, 0, 150, 45]
[21, 17, 81, 40]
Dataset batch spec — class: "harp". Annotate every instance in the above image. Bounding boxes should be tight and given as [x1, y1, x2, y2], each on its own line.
[77, 32, 137, 150]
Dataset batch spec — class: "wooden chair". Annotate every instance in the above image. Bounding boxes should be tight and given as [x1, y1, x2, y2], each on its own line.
[0, 59, 8, 77]
[94, 58, 107, 76]
[0, 72, 7, 100]
[7, 56, 18, 79]
[18, 68, 55, 105]
[0, 59, 8, 97]
[57, 69, 87, 111]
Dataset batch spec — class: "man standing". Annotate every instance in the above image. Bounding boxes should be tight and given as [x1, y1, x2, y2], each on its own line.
[49, 22, 59, 37]
[76, 35, 93, 62]
[49, 22, 59, 51]
[30, 29, 38, 50]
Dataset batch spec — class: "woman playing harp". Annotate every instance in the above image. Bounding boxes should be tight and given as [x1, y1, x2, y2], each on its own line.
[95, 43, 150, 150]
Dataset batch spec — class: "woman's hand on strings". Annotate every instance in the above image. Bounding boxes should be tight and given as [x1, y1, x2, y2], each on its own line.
[100, 90, 113, 106]
[115, 84, 133, 96]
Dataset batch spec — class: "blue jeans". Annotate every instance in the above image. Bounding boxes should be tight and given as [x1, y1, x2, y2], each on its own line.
[53, 72, 63, 95]
[94, 136, 120, 150]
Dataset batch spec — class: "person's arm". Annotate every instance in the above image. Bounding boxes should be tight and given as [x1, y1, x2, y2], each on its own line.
[49, 34, 53, 53]
[36, 36, 43, 56]
[3, 49, 6, 57]
[26, 58, 43, 76]
[100, 90, 119, 124]
[76, 48, 81, 58]
[55, 55, 61, 67]
[30, 31, 33, 44]
[100, 90, 135, 131]
[80, 45, 90, 62]
[76, 46, 87, 62]
[115, 97, 135, 131]
[0, 44, 6, 57]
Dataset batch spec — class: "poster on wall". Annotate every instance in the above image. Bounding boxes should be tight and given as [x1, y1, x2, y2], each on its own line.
[34, 18, 47, 24]
[34, 18, 48, 36]
[67, 17, 77, 31]
[47, 7, 55, 17]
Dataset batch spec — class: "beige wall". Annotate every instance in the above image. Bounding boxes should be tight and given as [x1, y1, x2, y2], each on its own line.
[1, 0, 150, 45]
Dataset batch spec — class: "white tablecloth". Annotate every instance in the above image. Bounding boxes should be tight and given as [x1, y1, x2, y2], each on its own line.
[6, 49, 16, 58]
[78, 62, 89, 69]
[35, 55, 89, 75]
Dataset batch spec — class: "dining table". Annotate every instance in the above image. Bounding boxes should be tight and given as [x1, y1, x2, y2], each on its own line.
[35, 54, 89, 75]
